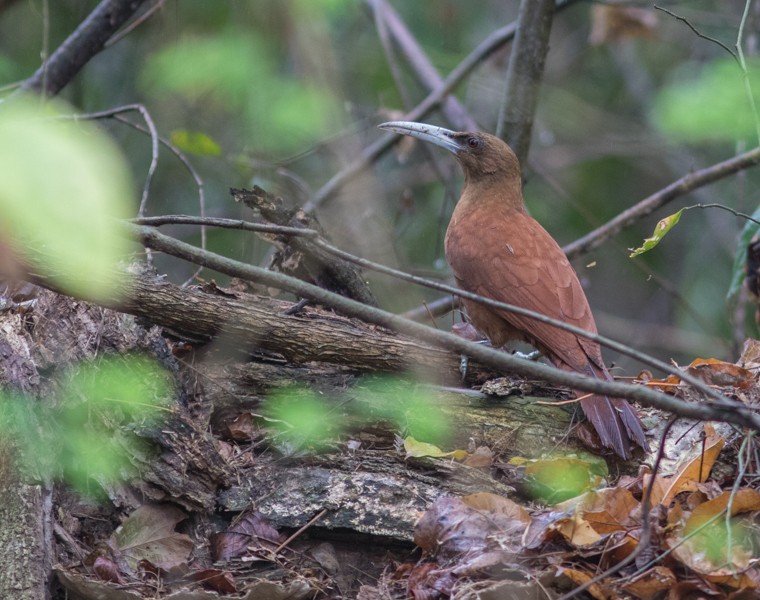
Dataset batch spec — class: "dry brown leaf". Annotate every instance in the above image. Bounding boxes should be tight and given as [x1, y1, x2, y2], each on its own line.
[110, 504, 193, 571]
[589, 5, 658, 46]
[660, 423, 725, 506]
[460, 492, 531, 524]
[414, 494, 530, 558]
[684, 488, 760, 534]
[561, 487, 640, 534]
[554, 513, 602, 547]
[669, 489, 760, 584]
[622, 566, 676, 600]
[210, 509, 283, 562]
[686, 358, 756, 389]
[559, 567, 614, 600]
[463, 446, 494, 468]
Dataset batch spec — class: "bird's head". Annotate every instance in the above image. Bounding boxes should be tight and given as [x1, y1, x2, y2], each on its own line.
[378, 121, 521, 184]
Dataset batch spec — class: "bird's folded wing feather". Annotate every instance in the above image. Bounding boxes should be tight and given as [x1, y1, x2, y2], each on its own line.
[446, 210, 604, 372]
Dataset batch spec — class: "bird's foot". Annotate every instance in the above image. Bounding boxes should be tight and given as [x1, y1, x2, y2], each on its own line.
[513, 350, 542, 361]
[459, 339, 491, 381]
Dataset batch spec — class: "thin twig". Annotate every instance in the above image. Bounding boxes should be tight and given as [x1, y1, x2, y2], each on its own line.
[654, 5, 737, 61]
[682, 202, 760, 225]
[76, 104, 159, 218]
[563, 145, 760, 259]
[132, 215, 319, 238]
[105, 0, 165, 48]
[273, 509, 327, 554]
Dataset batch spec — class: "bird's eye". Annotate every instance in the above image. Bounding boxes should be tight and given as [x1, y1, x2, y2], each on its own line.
[466, 136, 481, 149]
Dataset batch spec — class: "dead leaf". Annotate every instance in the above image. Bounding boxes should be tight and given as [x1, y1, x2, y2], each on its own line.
[414, 494, 529, 559]
[190, 568, 237, 594]
[659, 423, 725, 506]
[670, 489, 760, 581]
[621, 566, 676, 600]
[463, 445, 493, 468]
[558, 566, 614, 600]
[110, 504, 193, 571]
[227, 412, 255, 441]
[461, 492, 531, 524]
[211, 509, 283, 562]
[684, 488, 760, 534]
[554, 513, 602, 547]
[589, 5, 658, 46]
[92, 555, 124, 584]
[686, 358, 756, 389]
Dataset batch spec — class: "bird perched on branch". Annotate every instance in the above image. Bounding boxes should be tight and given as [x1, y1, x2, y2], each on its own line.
[379, 121, 647, 459]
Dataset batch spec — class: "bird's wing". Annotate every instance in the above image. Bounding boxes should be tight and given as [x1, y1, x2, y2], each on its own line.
[446, 210, 603, 371]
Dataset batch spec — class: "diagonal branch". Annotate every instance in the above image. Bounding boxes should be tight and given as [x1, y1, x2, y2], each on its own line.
[132, 211, 727, 404]
[563, 145, 760, 260]
[368, 0, 477, 131]
[496, 0, 556, 166]
[19, 0, 150, 96]
[117, 221, 760, 436]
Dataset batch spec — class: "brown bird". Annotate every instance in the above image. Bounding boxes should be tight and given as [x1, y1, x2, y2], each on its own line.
[379, 121, 647, 459]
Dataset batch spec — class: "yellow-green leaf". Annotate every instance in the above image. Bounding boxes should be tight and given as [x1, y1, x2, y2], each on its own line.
[629, 209, 683, 257]
[170, 129, 222, 156]
[404, 436, 466, 460]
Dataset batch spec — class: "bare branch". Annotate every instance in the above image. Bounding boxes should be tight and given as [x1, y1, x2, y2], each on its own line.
[133, 210, 727, 403]
[496, 0, 556, 166]
[563, 145, 760, 259]
[19, 0, 150, 96]
[369, 0, 477, 131]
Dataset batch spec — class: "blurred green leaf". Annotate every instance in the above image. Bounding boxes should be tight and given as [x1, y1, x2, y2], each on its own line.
[0, 355, 172, 497]
[727, 204, 760, 306]
[141, 32, 338, 152]
[629, 209, 683, 257]
[652, 58, 760, 143]
[266, 387, 342, 450]
[170, 129, 222, 156]
[354, 377, 450, 443]
[0, 96, 133, 301]
[520, 454, 608, 504]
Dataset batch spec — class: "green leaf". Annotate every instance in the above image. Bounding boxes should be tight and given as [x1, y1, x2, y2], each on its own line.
[0, 96, 134, 301]
[170, 129, 222, 156]
[266, 387, 343, 450]
[629, 209, 683, 258]
[353, 377, 450, 443]
[523, 454, 608, 504]
[727, 204, 760, 306]
[652, 58, 760, 143]
[141, 32, 339, 152]
[0, 355, 172, 497]
[403, 436, 467, 460]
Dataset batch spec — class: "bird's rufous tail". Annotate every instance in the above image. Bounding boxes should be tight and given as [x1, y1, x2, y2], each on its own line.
[570, 363, 647, 459]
